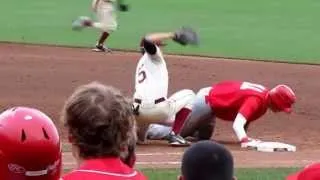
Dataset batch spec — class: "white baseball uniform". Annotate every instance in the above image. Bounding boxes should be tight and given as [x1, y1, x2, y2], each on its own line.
[133, 44, 195, 142]
[92, 0, 117, 32]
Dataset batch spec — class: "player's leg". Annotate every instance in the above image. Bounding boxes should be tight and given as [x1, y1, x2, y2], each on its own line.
[161, 89, 195, 146]
[135, 116, 152, 144]
[92, 4, 117, 52]
[167, 89, 195, 133]
[71, 3, 117, 52]
[133, 100, 171, 124]
[135, 89, 195, 146]
[133, 98, 173, 144]
[192, 116, 216, 140]
[179, 87, 216, 140]
[146, 124, 172, 140]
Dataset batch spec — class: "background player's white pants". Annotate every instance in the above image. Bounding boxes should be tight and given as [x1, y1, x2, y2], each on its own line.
[94, 1, 117, 32]
[134, 89, 195, 142]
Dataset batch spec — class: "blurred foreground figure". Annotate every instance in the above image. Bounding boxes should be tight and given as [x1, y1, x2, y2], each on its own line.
[61, 81, 146, 180]
[287, 162, 320, 180]
[179, 140, 236, 180]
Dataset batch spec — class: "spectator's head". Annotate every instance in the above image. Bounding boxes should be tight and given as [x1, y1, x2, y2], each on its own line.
[287, 162, 320, 180]
[0, 106, 61, 180]
[61, 81, 136, 162]
[179, 140, 236, 180]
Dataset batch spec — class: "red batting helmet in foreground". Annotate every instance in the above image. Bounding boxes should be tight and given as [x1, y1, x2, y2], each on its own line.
[0, 107, 62, 180]
[287, 162, 320, 180]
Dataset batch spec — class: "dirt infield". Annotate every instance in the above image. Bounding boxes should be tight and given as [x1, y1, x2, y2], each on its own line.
[1, 42, 320, 170]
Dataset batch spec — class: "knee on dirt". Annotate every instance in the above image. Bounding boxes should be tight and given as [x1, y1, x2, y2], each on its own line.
[196, 87, 211, 97]
[196, 119, 216, 140]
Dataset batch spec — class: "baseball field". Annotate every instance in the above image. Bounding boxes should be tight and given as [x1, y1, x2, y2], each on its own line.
[1, 0, 320, 179]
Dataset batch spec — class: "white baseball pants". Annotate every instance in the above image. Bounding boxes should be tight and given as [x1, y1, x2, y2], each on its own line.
[94, 1, 117, 32]
[145, 87, 214, 141]
[134, 89, 195, 142]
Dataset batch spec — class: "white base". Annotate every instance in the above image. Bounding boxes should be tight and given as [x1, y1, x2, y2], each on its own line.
[255, 141, 296, 152]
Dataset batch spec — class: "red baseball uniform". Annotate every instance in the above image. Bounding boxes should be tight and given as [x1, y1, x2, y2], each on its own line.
[61, 157, 147, 180]
[206, 81, 269, 122]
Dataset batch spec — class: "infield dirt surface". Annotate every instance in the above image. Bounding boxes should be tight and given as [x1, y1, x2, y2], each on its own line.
[1, 42, 319, 169]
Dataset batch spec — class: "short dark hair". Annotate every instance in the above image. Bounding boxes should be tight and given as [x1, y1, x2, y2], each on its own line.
[181, 140, 234, 180]
[140, 38, 157, 55]
[61, 81, 135, 159]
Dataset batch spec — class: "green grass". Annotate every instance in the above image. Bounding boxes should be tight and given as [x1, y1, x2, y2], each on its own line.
[1, 0, 320, 63]
[63, 167, 300, 179]
[61, 143, 300, 179]
[142, 168, 299, 180]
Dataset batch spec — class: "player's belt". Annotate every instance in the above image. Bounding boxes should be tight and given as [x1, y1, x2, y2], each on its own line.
[103, 0, 114, 3]
[134, 97, 166, 104]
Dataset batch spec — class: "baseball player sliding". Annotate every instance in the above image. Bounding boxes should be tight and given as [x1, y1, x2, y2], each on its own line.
[132, 27, 199, 146]
[71, 0, 128, 52]
[146, 81, 296, 149]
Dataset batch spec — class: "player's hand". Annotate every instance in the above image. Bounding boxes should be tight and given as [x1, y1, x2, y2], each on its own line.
[118, 4, 129, 12]
[240, 137, 262, 149]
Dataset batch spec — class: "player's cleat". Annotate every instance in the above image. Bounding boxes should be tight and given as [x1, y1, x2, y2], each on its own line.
[72, 16, 92, 31]
[166, 131, 190, 147]
[92, 44, 112, 52]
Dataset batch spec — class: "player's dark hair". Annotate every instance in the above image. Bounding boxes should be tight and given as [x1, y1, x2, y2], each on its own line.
[61, 81, 136, 158]
[181, 140, 234, 180]
[141, 38, 157, 55]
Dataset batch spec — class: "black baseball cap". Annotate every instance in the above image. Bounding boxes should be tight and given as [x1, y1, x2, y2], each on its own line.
[181, 140, 234, 180]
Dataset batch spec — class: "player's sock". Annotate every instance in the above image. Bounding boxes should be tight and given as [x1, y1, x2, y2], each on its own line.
[83, 19, 92, 27]
[97, 32, 109, 45]
[172, 108, 191, 134]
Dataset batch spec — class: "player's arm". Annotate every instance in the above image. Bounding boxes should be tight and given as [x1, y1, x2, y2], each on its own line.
[145, 32, 175, 44]
[141, 27, 198, 55]
[92, 0, 100, 12]
[232, 113, 248, 142]
[141, 33, 174, 55]
[139, 33, 173, 59]
[232, 97, 262, 143]
[143, 29, 197, 46]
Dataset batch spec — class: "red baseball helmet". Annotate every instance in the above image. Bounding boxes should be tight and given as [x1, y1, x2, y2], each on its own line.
[287, 162, 320, 180]
[0, 107, 62, 180]
[268, 85, 296, 113]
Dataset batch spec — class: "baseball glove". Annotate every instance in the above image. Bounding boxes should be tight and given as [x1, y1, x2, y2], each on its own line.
[173, 26, 199, 46]
[117, 0, 129, 12]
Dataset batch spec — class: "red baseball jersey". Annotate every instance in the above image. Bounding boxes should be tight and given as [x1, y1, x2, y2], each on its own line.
[61, 157, 147, 180]
[206, 81, 269, 122]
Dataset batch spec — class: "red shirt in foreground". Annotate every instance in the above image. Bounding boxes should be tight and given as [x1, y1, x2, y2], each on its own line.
[62, 157, 147, 180]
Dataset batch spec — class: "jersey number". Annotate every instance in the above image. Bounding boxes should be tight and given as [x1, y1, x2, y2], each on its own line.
[138, 71, 146, 83]
[240, 82, 266, 93]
